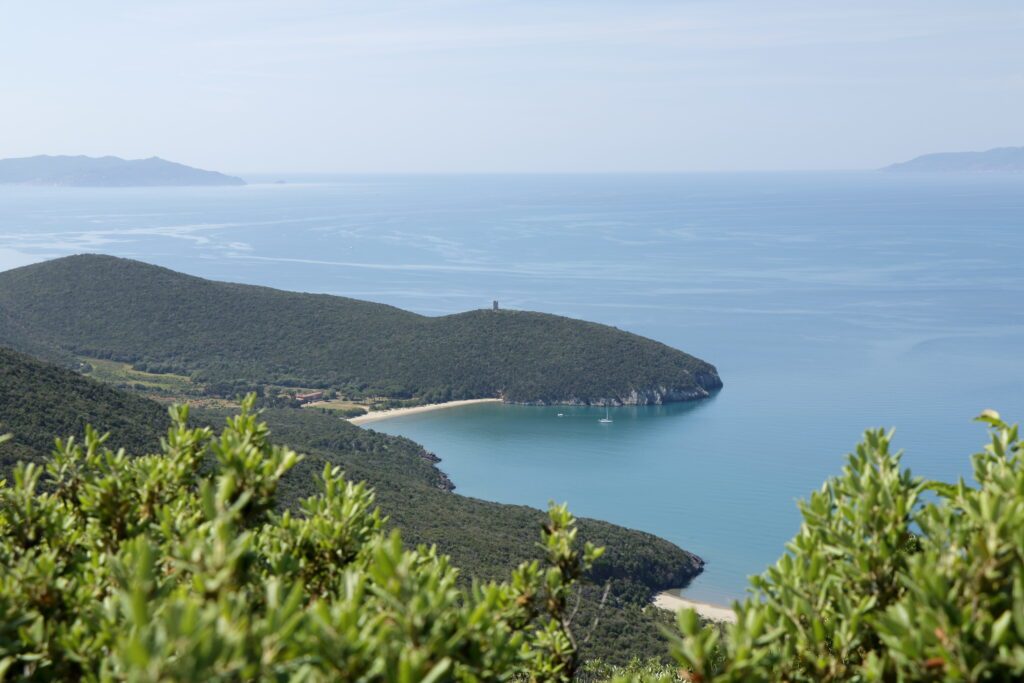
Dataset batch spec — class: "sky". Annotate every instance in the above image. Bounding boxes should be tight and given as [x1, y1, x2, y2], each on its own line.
[1, 0, 1022, 173]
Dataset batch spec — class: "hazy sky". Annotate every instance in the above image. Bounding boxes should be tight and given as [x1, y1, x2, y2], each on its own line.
[2, 1, 1021, 173]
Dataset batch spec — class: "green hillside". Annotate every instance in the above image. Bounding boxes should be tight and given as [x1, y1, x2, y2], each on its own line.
[0, 350, 703, 664]
[0, 254, 721, 404]
[0, 306, 73, 367]
[0, 347, 169, 470]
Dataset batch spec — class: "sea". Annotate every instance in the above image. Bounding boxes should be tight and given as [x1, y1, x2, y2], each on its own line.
[2, 172, 1022, 604]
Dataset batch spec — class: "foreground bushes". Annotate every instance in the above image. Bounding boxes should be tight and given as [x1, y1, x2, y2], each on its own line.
[2, 403, 1022, 681]
[0, 398, 602, 681]
[668, 411, 1024, 682]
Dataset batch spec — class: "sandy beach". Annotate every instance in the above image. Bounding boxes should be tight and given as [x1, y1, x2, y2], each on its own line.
[348, 398, 503, 425]
[654, 591, 737, 623]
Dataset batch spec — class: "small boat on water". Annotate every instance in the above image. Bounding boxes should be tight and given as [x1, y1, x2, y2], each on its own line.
[598, 405, 613, 423]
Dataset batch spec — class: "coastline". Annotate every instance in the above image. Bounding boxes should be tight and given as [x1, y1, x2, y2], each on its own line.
[348, 398, 503, 425]
[654, 591, 737, 623]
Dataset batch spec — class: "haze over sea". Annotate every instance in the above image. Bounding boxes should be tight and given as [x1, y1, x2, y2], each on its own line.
[2, 172, 1022, 603]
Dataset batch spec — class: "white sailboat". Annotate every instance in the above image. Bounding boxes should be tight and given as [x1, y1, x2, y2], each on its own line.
[598, 404, 613, 423]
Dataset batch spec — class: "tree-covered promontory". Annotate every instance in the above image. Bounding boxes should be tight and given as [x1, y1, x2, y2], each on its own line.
[0, 255, 721, 405]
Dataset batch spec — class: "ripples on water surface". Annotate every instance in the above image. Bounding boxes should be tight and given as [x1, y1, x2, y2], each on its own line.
[2, 172, 1022, 602]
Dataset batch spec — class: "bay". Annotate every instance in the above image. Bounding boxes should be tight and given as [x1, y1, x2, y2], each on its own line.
[2, 171, 1022, 603]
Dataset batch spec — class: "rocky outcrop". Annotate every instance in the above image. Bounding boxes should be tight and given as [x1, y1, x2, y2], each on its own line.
[418, 450, 456, 492]
[510, 367, 723, 406]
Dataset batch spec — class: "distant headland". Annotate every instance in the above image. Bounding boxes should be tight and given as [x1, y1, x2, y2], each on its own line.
[882, 146, 1024, 173]
[0, 155, 245, 187]
[0, 254, 722, 407]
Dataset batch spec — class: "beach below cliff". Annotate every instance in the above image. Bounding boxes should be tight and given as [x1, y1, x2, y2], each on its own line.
[654, 591, 737, 623]
[348, 398, 503, 425]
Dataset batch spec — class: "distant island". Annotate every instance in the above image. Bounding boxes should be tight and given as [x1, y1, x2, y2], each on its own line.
[883, 146, 1024, 173]
[0, 155, 245, 186]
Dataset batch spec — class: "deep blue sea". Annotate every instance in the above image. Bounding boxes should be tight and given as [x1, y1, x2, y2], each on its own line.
[2, 172, 1022, 604]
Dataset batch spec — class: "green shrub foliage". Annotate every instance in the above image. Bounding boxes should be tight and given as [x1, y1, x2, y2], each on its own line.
[669, 411, 1024, 682]
[0, 398, 605, 681]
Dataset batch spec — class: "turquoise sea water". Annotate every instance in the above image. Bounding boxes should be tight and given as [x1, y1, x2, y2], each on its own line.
[2, 172, 1022, 603]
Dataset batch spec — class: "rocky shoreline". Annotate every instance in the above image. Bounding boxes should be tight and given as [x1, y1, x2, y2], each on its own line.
[510, 371, 723, 406]
[418, 449, 456, 492]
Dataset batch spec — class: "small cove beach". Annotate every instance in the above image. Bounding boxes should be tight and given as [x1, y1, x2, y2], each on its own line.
[654, 591, 737, 623]
[348, 398, 503, 425]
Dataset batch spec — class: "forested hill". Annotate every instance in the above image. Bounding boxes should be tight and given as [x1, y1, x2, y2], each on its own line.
[0, 347, 169, 469]
[0, 349, 705, 663]
[0, 254, 722, 405]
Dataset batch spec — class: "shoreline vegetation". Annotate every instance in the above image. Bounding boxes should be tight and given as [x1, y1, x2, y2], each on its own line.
[654, 590, 737, 623]
[348, 397, 503, 425]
